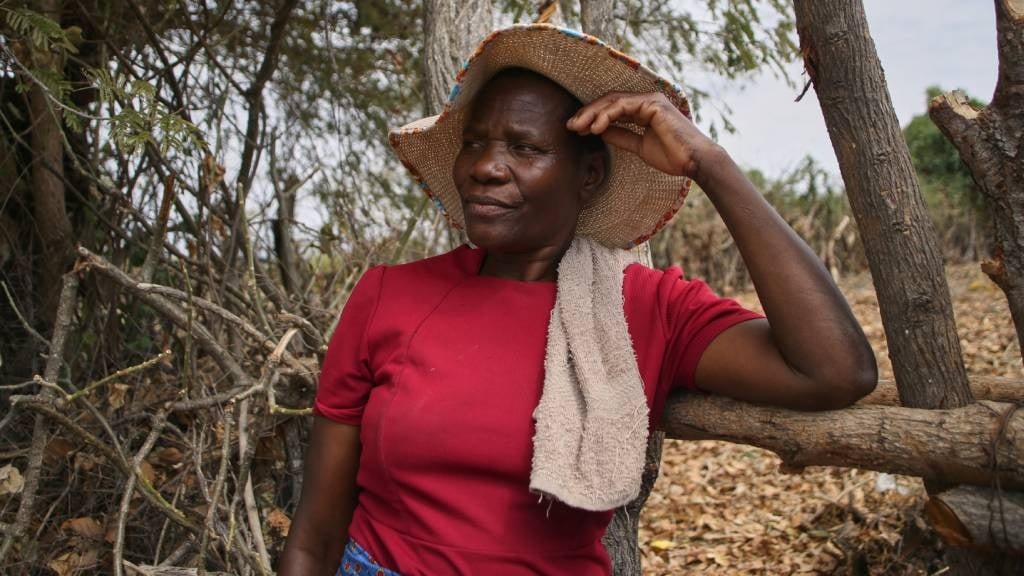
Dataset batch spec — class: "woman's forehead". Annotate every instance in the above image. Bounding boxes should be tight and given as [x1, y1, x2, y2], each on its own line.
[469, 70, 579, 121]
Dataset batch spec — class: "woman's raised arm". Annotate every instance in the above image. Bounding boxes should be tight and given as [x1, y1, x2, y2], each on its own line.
[568, 92, 877, 410]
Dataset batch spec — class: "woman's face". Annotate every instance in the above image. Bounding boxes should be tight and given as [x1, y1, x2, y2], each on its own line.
[452, 71, 605, 254]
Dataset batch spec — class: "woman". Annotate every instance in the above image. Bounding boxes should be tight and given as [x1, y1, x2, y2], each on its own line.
[280, 24, 876, 576]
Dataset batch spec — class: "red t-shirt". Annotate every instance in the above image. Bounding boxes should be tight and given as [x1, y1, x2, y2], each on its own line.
[314, 245, 760, 575]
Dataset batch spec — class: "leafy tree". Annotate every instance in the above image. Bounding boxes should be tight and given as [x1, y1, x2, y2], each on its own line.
[904, 86, 989, 258]
[905, 86, 984, 209]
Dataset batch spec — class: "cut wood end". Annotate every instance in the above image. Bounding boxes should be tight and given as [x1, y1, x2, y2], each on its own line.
[925, 496, 973, 548]
[928, 90, 980, 121]
[1005, 0, 1024, 20]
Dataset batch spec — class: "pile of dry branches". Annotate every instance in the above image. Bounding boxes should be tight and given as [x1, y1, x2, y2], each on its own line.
[0, 210, 358, 574]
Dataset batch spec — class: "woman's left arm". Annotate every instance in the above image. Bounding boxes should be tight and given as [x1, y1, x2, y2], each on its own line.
[569, 92, 877, 410]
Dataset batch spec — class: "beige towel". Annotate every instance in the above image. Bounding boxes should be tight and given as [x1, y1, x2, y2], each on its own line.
[529, 236, 649, 511]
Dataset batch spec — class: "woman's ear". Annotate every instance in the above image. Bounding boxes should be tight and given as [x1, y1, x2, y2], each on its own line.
[579, 147, 609, 205]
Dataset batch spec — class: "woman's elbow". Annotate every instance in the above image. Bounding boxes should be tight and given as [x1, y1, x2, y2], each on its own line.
[814, 356, 878, 410]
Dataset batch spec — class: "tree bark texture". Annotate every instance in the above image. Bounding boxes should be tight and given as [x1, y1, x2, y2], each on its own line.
[422, 0, 494, 113]
[28, 0, 74, 325]
[932, 484, 1024, 572]
[791, 0, 973, 410]
[930, 0, 1024, 357]
[660, 393, 1024, 492]
[534, 1, 561, 26]
[580, 0, 615, 42]
[274, 175, 303, 297]
[927, 486, 1024, 552]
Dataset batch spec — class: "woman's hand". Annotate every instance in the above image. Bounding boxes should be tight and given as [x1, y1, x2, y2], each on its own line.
[566, 92, 719, 180]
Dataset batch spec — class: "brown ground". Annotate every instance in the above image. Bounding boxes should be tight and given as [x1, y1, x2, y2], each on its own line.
[638, 264, 1022, 575]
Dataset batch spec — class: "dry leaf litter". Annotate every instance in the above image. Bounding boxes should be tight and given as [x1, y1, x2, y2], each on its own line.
[638, 264, 1021, 575]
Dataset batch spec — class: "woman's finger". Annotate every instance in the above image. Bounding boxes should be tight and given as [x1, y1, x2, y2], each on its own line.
[575, 94, 665, 135]
[568, 97, 615, 134]
[589, 109, 615, 134]
[599, 126, 643, 156]
[569, 93, 640, 133]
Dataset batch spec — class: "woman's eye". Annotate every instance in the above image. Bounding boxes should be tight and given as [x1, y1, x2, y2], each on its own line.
[512, 143, 540, 153]
[461, 138, 482, 149]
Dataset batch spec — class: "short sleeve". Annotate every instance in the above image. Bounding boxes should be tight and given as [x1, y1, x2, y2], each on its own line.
[658, 267, 763, 390]
[313, 265, 385, 425]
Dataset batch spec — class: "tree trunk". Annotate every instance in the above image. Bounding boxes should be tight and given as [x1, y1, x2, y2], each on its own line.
[421, 0, 493, 250]
[600, 241, 663, 576]
[934, 484, 1024, 573]
[580, 0, 615, 41]
[274, 175, 303, 297]
[792, 1, 1020, 571]
[791, 0, 973, 410]
[574, 0, 655, 567]
[422, 0, 494, 113]
[28, 0, 74, 326]
[930, 0, 1024, 358]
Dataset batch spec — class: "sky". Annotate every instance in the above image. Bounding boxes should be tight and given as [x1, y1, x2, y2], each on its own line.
[705, 0, 997, 180]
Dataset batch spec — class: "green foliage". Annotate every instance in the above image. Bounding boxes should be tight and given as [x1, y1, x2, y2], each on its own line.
[1, 6, 85, 129]
[904, 86, 984, 211]
[903, 86, 989, 258]
[642, 1, 796, 73]
[85, 69, 207, 155]
[12, 64, 68, 96]
[613, 0, 797, 136]
[2, 7, 81, 54]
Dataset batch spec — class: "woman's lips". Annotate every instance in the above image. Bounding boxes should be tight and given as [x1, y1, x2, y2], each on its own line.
[464, 200, 515, 218]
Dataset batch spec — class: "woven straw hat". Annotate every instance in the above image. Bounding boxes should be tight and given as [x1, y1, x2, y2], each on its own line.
[389, 24, 692, 249]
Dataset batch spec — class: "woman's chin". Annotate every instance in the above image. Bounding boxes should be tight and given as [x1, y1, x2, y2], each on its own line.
[465, 225, 513, 251]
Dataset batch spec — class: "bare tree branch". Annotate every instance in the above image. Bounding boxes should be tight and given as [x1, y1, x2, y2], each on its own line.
[660, 394, 1024, 490]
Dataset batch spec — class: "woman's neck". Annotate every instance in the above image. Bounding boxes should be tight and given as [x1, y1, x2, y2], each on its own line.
[478, 242, 570, 282]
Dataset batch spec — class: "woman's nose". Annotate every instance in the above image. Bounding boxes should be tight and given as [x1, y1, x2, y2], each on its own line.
[470, 143, 511, 184]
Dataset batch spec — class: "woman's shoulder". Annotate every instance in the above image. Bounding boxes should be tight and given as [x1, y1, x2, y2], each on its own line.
[351, 245, 481, 309]
[623, 260, 688, 295]
[378, 244, 481, 284]
[622, 260, 726, 317]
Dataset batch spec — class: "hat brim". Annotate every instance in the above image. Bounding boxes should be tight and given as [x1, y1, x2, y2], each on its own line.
[388, 24, 692, 249]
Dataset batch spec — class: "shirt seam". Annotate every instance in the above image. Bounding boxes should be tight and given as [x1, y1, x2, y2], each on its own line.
[363, 265, 386, 370]
[376, 273, 475, 526]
